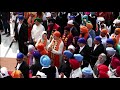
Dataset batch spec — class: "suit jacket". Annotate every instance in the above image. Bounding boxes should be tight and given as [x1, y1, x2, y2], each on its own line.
[14, 22, 28, 43]
[15, 61, 29, 78]
[1, 12, 10, 21]
[79, 45, 91, 68]
[90, 44, 105, 67]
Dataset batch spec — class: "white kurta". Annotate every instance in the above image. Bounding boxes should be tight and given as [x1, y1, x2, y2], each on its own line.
[69, 67, 82, 78]
[31, 24, 45, 42]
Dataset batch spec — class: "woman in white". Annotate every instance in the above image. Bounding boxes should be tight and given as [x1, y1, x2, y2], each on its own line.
[35, 31, 50, 49]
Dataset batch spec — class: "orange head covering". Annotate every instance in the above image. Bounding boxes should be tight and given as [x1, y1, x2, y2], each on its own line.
[36, 43, 48, 55]
[101, 29, 108, 35]
[79, 26, 89, 40]
[11, 70, 22, 78]
[111, 37, 117, 47]
[53, 31, 61, 37]
[86, 23, 93, 30]
[80, 26, 89, 33]
[115, 28, 120, 34]
[36, 43, 44, 51]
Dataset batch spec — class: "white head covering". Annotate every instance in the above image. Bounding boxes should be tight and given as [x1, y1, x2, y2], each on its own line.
[0, 67, 9, 78]
[42, 31, 47, 36]
[46, 12, 51, 18]
[67, 20, 74, 25]
[97, 17, 105, 24]
[36, 71, 47, 78]
[113, 19, 120, 24]
[28, 44, 35, 52]
[68, 45, 75, 51]
[106, 47, 116, 56]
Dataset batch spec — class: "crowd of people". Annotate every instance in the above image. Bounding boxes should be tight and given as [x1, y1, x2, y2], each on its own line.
[0, 12, 120, 78]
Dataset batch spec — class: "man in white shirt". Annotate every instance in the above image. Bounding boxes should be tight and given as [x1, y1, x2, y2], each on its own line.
[31, 17, 45, 45]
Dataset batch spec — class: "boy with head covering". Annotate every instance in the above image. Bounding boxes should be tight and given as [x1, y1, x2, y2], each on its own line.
[90, 36, 105, 68]
[47, 31, 64, 68]
[14, 15, 28, 55]
[77, 37, 91, 68]
[36, 55, 59, 78]
[58, 50, 73, 78]
[15, 52, 29, 78]
[31, 17, 45, 45]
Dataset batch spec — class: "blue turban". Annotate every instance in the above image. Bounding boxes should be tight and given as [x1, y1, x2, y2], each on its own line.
[63, 50, 73, 59]
[69, 15, 75, 19]
[82, 67, 93, 76]
[40, 55, 51, 67]
[18, 15, 24, 20]
[33, 50, 41, 59]
[74, 54, 83, 62]
[106, 47, 116, 55]
[95, 36, 101, 42]
[77, 38, 86, 44]
[106, 38, 114, 45]
[17, 52, 24, 59]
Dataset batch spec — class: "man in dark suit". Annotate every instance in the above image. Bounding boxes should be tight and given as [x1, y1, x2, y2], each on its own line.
[15, 52, 29, 78]
[1, 12, 10, 37]
[14, 15, 28, 55]
[90, 36, 105, 68]
[77, 38, 91, 69]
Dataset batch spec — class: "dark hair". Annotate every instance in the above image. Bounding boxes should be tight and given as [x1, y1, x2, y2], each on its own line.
[48, 18, 56, 23]
[64, 26, 70, 31]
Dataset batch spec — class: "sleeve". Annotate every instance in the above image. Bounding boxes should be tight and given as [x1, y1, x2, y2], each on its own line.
[31, 26, 34, 40]
[51, 41, 64, 55]
[35, 38, 41, 47]
[55, 66, 59, 78]
[87, 38, 93, 47]
[24, 24, 28, 42]
[47, 39, 54, 50]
